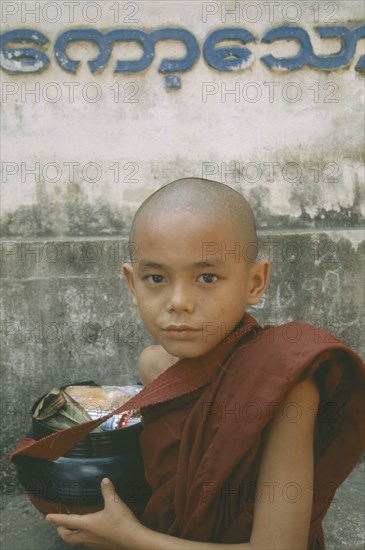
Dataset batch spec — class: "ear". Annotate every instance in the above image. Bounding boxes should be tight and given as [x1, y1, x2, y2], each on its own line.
[122, 263, 138, 307]
[247, 260, 270, 305]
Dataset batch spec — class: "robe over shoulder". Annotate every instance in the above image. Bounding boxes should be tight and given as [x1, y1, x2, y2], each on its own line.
[139, 314, 365, 549]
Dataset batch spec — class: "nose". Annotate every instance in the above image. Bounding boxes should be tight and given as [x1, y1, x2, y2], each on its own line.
[166, 283, 194, 313]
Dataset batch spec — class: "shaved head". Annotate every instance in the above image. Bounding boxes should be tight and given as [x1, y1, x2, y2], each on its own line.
[129, 177, 258, 262]
[123, 178, 270, 357]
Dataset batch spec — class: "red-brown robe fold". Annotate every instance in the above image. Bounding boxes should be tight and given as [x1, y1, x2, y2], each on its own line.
[139, 314, 364, 549]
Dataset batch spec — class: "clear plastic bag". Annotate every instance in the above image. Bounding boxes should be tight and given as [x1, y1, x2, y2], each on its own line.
[64, 385, 142, 430]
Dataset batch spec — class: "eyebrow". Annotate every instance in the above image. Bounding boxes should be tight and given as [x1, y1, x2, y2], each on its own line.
[138, 260, 225, 270]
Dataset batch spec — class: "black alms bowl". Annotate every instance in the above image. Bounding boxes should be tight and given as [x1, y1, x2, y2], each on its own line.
[13, 389, 151, 518]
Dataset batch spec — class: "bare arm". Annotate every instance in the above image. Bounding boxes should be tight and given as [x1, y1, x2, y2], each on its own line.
[47, 377, 319, 550]
[249, 376, 319, 549]
[138, 345, 179, 385]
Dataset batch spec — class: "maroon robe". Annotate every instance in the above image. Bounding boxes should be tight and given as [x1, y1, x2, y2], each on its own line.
[139, 314, 364, 548]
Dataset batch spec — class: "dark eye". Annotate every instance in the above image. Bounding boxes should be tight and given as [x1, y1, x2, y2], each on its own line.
[198, 274, 218, 284]
[148, 275, 165, 284]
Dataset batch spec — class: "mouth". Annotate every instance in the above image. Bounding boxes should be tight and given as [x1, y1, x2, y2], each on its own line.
[163, 325, 201, 341]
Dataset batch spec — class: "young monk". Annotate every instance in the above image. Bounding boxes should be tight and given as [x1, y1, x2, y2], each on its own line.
[46, 178, 364, 549]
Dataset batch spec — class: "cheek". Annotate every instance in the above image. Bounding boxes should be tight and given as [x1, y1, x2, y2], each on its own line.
[139, 297, 160, 317]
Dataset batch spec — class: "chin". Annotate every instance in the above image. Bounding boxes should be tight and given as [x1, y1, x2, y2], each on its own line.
[162, 343, 213, 360]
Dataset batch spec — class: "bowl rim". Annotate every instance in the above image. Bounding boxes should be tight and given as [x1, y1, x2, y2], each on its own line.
[30, 381, 143, 442]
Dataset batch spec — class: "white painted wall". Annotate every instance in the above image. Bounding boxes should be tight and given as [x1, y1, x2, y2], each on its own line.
[1, 0, 364, 226]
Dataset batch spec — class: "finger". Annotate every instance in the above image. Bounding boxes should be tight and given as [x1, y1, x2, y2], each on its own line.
[46, 513, 87, 530]
[100, 477, 119, 505]
[57, 526, 85, 545]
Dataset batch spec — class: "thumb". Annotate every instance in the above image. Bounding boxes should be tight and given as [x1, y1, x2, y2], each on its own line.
[101, 477, 119, 504]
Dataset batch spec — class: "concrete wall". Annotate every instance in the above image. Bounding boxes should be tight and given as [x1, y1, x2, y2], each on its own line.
[1, 1, 364, 546]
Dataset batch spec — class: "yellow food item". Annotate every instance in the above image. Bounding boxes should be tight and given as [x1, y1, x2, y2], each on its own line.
[65, 386, 137, 413]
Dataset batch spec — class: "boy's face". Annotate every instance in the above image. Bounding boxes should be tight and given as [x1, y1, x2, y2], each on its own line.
[123, 210, 268, 359]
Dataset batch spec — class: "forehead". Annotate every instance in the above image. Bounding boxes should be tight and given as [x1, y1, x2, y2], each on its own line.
[133, 209, 240, 249]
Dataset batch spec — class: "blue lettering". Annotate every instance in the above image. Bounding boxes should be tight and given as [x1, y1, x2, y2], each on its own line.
[309, 26, 356, 69]
[106, 29, 154, 73]
[150, 28, 200, 88]
[353, 25, 365, 72]
[0, 29, 49, 73]
[261, 26, 313, 71]
[203, 28, 255, 71]
[54, 29, 109, 73]
[0, 24, 363, 79]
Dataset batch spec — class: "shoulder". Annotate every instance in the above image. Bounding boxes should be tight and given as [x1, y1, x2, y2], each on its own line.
[261, 321, 341, 346]
[285, 375, 320, 404]
[265, 377, 320, 442]
[262, 377, 320, 473]
[232, 320, 356, 381]
[276, 377, 320, 431]
[138, 345, 179, 385]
